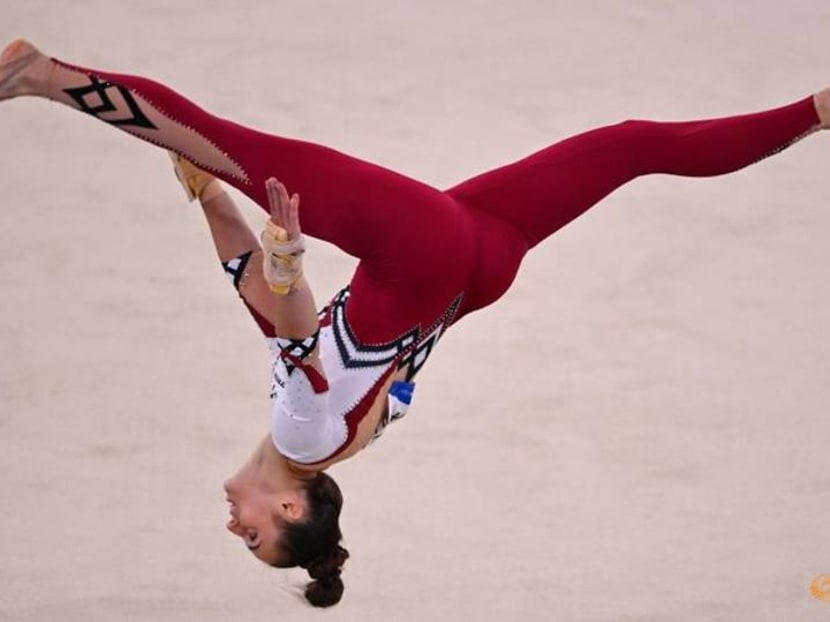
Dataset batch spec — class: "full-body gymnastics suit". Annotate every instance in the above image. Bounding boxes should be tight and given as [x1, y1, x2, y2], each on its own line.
[38, 56, 821, 463]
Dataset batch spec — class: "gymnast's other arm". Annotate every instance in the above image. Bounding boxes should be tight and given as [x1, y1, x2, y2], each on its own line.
[171, 155, 322, 367]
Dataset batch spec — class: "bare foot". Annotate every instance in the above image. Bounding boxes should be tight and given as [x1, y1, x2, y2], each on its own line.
[0, 39, 48, 101]
[814, 87, 830, 129]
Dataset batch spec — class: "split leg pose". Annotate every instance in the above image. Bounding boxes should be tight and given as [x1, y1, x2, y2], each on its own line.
[1, 38, 828, 608]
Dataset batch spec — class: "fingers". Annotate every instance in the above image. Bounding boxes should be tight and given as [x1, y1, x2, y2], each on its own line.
[287, 192, 301, 238]
[265, 177, 282, 216]
[265, 177, 302, 238]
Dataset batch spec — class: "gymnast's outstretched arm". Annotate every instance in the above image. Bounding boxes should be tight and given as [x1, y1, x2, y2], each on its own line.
[170, 155, 321, 365]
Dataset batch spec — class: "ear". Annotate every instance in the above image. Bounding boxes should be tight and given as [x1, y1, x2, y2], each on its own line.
[277, 489, 307, 521]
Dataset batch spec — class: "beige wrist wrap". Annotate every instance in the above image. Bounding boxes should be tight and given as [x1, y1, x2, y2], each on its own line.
[261, 220, 306, 295]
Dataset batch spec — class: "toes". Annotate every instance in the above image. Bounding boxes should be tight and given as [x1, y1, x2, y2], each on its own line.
[0, 39, 35, 65]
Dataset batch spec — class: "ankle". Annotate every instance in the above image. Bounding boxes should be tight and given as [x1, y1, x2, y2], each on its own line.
[22, 55, 55, 98]
[814, 88, 830, 129]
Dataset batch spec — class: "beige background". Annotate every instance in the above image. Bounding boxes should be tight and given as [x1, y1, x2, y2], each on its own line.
[1, 1, 829, 620]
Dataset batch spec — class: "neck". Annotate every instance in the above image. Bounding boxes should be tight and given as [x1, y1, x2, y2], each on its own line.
[247, 435, 317, 491]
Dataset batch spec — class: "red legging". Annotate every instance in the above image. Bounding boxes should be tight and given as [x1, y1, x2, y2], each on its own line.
[48, 58, 821, 343]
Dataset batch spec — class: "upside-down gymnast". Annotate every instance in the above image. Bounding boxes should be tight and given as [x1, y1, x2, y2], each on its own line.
[1, 39, 828, 607]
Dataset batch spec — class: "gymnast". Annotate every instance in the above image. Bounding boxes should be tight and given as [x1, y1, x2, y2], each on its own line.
[1, 38, 827, 607]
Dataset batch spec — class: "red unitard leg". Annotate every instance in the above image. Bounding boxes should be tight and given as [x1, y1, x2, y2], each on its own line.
[43, 58, 477, 343]
[447, 98, 822, 317]
[32, 57, 823, 333]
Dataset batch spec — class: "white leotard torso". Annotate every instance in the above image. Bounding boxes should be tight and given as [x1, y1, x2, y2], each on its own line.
[269, 288, 460, 464]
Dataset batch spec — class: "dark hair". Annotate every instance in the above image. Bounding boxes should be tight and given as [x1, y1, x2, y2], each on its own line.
[272, 471, 349, 607]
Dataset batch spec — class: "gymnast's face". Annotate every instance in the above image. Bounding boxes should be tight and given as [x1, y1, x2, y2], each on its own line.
[223, 472, 307, 565]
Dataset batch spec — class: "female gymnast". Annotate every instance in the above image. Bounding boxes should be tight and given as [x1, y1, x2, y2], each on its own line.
[1, 38, 828, 607]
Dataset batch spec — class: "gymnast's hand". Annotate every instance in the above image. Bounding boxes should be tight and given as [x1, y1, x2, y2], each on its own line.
[262, 178, 306, 295]
[265, 177, 302, 241]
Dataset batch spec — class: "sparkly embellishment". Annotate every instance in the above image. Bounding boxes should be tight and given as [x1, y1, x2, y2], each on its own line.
[323, 286, 461, 381]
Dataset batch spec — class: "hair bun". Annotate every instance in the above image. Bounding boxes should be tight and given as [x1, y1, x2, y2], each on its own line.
[306, 545, 349, 580]
[304, 545, 350, 607]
